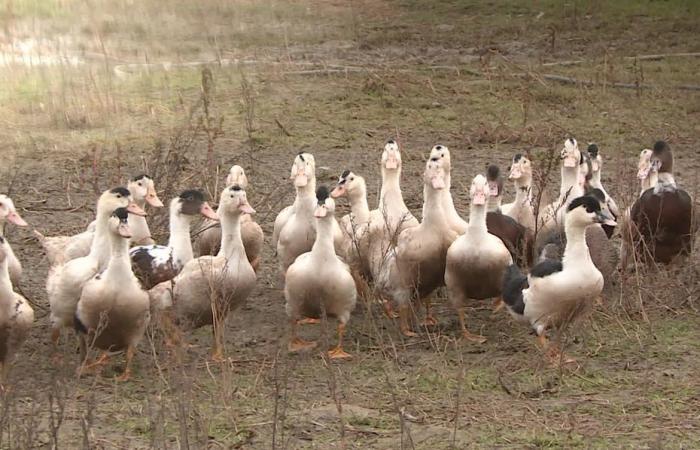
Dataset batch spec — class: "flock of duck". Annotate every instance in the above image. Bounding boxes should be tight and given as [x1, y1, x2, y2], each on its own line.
[0, 138, 693, 380]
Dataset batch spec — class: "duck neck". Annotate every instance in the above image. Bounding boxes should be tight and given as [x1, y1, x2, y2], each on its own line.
[560, 167, 583, 202]
[379, 168, 406, 207]
[562, 222, 592, 268]
[293, 182, 317, 215]
[487, 195, 501, 212]
[0, 222, 4, 238]
[0, 257, 12, 299]
[349, 188, 370, 223]
[514, 177, 532, 204]
[657, 172, 676, 188]
[590, 170, 602, 189]
[218, 211, 244, 260]
[312, 216, 335, 257]
[422, 185, 448, 228]
[128, 199, 151, 242]
[104, 233, 133, 282]
[88, 211, 112, 269]
[167, 211, 195, 265]
[467, 204, 488, 237]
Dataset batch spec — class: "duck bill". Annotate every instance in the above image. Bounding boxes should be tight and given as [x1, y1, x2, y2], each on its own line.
[563, 156, 578, 168]
[488, 182, 499, 197]
[118, 223, 132, 238]
[508, 167, 522, 180]
[595, 212, 617, 227]
[294, 172, 308, 187]
[637, 165, 651, 180]
[430, 175, 446, 190]
[384, 153, 399, 169]
[200, 202, 219, 220]
[145, 188, 164, 207]
[591, 161, 600, 172]
[6, 211, 28, 226]
[331, 185, 346, 198]
[471, 191, 487, 205]
[314, 206, 327, 218]
[126, 202, 147, 217]
[238, 201, 255, 215]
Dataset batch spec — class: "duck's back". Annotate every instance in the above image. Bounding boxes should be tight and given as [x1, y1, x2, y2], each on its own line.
[0, 294, 34, 363]
[446, 233, 512, 300]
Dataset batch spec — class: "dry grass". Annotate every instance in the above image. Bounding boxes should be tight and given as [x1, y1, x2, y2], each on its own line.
[0, 0, 699, 448]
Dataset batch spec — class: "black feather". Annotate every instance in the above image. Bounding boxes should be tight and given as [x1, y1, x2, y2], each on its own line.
[110, 187, 131, 197]
[112, 207, 129, 221]
[486, 164, 500, 181]
[341, 170, 351, 179]
[434, 144, 444, 150]
[588, 188, 606, 203]
[513, 153, 523, 163]
[587, 144, 599, 158]
[131, 174, 151, 182]
[653, 140, 669, 154]
[502, 264, 527, 315]
[73, 314, 88, 334]
[529, 259, 563, 278]
[316, 186, 330, 204]
[230, 184, 242, 192]
[567, 195, 601, 213]
[386, 139, 396, 145]
[0, 236, 4, 244]
[297, 152, 305, 162]
[179, 189, 205, 202]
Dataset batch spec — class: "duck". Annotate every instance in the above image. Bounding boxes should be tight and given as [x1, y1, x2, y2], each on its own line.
[486, 164, 504, 212]
[0, 195, 28, 285]
[381, 151, 458, 336]
[535, 189, 619, 293]
[47, 188, 146, 347]
[428, 145, 468, 235]
[195, 165, 264, 271]
[148, 184, 257, 360]
[501, 153, 536, 233]
[275, 153, 343, 276]
[285, 186, 357, 358]
[537, 138, 584, 233]
[502, 195, 616, 363]
[75, 208, 150, 381]
[623, 141, 693, 266]
[445, 175, 513, 343]
[636, 148, 659, 195]
[0, 236, 34, 382]
[36, 175, 163, 266]
[130, 190, 219, 290]
[373, 139, 419, 240]
[586, 144, 619, 219]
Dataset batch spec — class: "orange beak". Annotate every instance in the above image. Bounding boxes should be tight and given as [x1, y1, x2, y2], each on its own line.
[145, 187, 164, 207]
[331, 185, 346, 198]
[126, 202, 147, 216]
[238, 201, 255, 215]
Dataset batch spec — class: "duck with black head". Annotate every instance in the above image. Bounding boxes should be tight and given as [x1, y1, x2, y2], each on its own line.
[502, 195, 616, 364]
[623, 141, 694, 267]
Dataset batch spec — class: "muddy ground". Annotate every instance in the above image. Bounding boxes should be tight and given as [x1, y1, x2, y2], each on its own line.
[0, 0, 699, 448]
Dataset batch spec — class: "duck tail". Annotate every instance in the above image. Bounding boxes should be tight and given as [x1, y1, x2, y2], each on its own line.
[502, 264, 527, 316]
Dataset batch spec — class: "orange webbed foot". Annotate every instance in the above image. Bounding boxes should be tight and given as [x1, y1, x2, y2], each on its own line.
[288, 337, 317, 353]
[297, 317, 321, 325]
[328, 347, 352, 359]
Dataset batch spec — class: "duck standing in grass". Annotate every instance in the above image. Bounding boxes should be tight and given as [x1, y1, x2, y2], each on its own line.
[0, 236, 34, 383]
[285, 186, 357, 359]
[75, 208, 150, 381]
[445, 175, 512, 343]
[502, 196, 616, 363]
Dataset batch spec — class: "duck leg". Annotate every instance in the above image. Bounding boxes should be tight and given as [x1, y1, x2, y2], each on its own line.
[328, 323, 352, 359]
[211, 323, 225, 362]
[297, 317, 321, 325]
[160, 310, 182, 347]
[457, 308, 487, 343]
[491, 297, 504, 314]
[420, 297, 438, 327]
[536, 333, 576, 366]
[398, 304, 417, 337]
[381, 297, 399, 319]
[288, 318, 317, 352]
[115, 346, 135, 382]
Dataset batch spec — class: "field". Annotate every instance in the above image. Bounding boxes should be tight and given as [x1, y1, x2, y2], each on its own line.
[1, 0, 699, 448]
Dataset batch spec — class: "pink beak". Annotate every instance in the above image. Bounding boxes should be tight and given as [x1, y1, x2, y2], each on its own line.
[488, 181, 499, 197]
[385, 153, 398, 169]
[6, 211, 28, 226]
[472, 191, 487, 205]
[239, 201, 255, 214]
[294, 171, 308, 187]
[637, 165, 651, 180]
[126, 202, 147, 217]
[117, 223, 132, 238]
[145, 188, 164, 208]
[200, 202, 219, 220]
[563, 156, 578, 168]
[314, 206, 327, 218]
[331, 185, 346, 198]
[508, 167, 522, 180]
[430, 175, 446, 190]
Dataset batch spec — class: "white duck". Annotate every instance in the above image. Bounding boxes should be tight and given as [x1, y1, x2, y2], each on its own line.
[36, 175, 163, 266]
[445, 175, 513, 343]
[75, 208, 150, 381]
[586, 144, 619, 219]
[428, 145, 468, 235]
[0, 235, 34, 382]
[502, 153, 536, 232]
[0, 195, 28, 285]
[47, 187, 146, 347]
[502, 195, 616, 363]
[275, 153, 343, 275]
[285, 186, 357, 358]
[130, 190, 218, 289]
[195, 165, 264, 271]
[149, 184, 257, 360]
[378, 152, 458, 336]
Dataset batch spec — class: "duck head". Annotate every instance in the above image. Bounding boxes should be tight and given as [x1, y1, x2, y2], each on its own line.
[508, 153, 532, 181]
[314, 186, 335, 218]
[485, 164, 503, 198]
[331, 170, 365, 199]
[429, 144, 451, 169]
[0, 195, 27, 227]
[290, 152, 315, 187]
[425, 152, 447, 190]
[108, 207, 132, 239]
[566, 195, 617, 228]
[220, 185, 255, 216]
[578, 150, 592, 187]
[129, 174, 164, 208]
[587, 144, 602, 174]
[560, 138, 580, 169]
[226, 165, 249, 188]
[382, 139, 402, 170]
[97, 187, 147, 219]
[470, 174, 490, 206]
[176, 190, 219, 220]
[637, 149, 655, 180]
[651, 140, 673, 174]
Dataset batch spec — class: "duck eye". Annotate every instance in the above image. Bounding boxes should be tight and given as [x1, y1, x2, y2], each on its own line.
[350, 177, 355, 181]
[137, 182, 142, 186]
